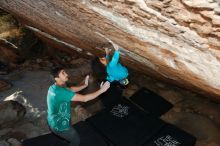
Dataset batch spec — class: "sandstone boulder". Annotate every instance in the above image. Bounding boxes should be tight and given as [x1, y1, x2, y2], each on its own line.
[0, 100, 26, 127]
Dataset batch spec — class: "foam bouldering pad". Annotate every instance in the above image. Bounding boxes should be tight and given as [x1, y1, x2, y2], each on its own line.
[130, 88, 173, 117]
[87, 98, 166, 146]
[144, 124, 196, 146]
[22, 121, 107, 146]
[74, 121, 108, 146]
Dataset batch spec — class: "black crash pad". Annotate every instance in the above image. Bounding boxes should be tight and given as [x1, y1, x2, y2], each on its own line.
[22, 121, 107, 146]
[130, 88, 173, 117]
[87, 98, 166, 146]
[144, 124, 196, 146]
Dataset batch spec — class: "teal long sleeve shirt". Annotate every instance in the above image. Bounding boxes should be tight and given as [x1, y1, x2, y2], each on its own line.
[106, 50, 128, 82]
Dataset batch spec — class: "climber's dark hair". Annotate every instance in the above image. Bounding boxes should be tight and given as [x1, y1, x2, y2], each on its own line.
[98, 42, 113, 58]
[91, 57, 107, 82]
[50, 67, 64, 78]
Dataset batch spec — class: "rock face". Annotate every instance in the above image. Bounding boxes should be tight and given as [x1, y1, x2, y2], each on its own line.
[0, 12, 45, 68]
[0, 100, 26, 127]
[0, 80, 11, 92]
[1, 0, 220, 100]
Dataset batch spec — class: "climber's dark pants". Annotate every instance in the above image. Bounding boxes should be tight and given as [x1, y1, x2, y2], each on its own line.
[100, 81, 124, 107]
[50, 126, 80, 146]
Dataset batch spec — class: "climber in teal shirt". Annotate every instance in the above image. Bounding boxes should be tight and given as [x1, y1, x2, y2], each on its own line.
[47, 67, 110, 146]
[99, 43, 129, 86]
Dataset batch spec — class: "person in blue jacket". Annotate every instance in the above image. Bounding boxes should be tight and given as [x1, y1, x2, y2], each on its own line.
[99, 43, 129, 86]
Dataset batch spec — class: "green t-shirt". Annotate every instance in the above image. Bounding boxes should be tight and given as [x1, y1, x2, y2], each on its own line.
[47, 84, 75, 132]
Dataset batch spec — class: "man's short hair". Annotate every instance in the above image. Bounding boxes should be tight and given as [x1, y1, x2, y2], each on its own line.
[50, 67, 64, 78]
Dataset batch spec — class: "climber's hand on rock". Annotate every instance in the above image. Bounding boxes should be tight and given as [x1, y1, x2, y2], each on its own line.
[105, 47, 111, 55]
[112, 43, 119, 51]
